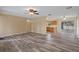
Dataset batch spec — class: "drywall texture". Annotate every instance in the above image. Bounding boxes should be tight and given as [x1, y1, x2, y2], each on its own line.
[0, 14, 28, 37]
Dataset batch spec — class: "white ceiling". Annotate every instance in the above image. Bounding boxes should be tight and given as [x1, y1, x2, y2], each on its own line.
[0, 6, 79, 19]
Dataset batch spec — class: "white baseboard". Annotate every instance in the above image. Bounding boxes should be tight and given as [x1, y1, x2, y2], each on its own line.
[0, 32, 27, 38]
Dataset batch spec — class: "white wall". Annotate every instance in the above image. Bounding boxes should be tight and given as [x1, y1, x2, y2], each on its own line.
[31, 16, 47, 34]
[77, 17, 79, 38]
[0, 14, 31, 37]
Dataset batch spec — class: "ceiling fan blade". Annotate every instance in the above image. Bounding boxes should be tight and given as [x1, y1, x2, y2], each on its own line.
[33, 10, 38, 12]
[34, 12, 39, 15]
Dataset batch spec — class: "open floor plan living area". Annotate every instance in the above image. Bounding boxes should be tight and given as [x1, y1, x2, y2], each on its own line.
[0, 6, 79, 52]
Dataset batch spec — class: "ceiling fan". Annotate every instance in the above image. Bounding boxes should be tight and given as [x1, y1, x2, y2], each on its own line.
[25, 8, 39, 15]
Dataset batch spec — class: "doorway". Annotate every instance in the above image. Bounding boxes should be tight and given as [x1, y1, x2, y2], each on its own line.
[46, 20, 58, 33]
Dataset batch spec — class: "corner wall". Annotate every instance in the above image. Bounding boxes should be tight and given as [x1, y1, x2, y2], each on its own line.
[77, 17, 79, 38]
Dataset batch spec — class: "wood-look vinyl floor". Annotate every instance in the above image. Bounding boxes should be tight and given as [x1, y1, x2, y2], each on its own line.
[0, 32, 79, 52]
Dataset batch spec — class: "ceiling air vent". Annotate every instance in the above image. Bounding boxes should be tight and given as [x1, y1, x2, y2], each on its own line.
[66, 6, 72, 9]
